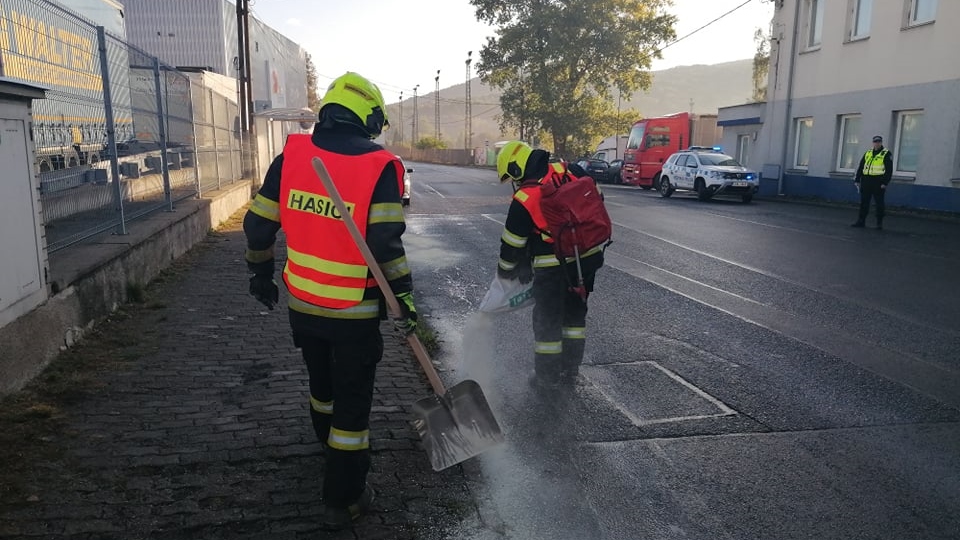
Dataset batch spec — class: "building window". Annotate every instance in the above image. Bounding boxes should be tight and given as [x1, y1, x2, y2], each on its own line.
[849, 0, 873, 39]
[794, 118, 814, 169]
[807, 0, 825, 47]
[894, 110, 923, 175]
[837, 114, 862, 171]
[737, 134, 750, 165]
[907, 0, 938, 25]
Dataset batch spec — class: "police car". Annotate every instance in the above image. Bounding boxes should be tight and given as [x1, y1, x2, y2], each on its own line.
[656, 147, 759, 203]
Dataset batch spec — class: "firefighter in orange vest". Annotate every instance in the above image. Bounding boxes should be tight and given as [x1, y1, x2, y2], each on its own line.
[496, 141, 604, 389]
[243, 72, 415, 530]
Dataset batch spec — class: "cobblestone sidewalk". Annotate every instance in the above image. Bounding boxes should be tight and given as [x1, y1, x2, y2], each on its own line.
[0, 211, 482, 540]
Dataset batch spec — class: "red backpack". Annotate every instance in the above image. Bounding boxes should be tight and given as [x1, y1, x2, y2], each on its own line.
[538, 166, 612, 260]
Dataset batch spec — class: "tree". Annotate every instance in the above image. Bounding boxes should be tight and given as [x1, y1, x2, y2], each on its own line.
[305, 52, 321, 111]
[751, 27, 770, 102]
[470, 0, 676, 157]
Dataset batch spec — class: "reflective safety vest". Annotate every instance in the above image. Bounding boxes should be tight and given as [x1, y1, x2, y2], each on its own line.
[863, 149, 888, 176]
[278, 134, 403, 309]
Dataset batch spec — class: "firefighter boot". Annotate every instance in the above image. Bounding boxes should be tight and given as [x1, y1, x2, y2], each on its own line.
[529, 354, 563, 391]
[559, 332, 586, 386]
[321, 484, 375, 531]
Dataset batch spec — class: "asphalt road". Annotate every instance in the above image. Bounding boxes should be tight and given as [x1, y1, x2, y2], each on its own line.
[400, 161, 960, 540]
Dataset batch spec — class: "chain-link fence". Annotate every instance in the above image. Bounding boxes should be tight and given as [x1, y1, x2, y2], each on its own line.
[0, 0, 248, 253]
[191, 76, 242, 195]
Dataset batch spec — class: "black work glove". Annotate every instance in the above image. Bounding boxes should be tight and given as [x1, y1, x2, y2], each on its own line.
[394, 291, 418, 335]
[249, 274, 279, 310]
[497, 261, 533, 284]
[515, 263, 533, 284]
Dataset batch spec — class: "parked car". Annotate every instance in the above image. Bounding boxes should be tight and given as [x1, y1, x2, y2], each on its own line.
[575, 159, 610, 183]
[608, 159, 623, 184]
[656, 148, 758, 203]
[395, 155, 414, 206]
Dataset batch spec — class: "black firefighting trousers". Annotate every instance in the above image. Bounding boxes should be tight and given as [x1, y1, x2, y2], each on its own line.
[858, 176, 886, 222]
[294, 327, 383, 508]
[531, 254, 602, 381]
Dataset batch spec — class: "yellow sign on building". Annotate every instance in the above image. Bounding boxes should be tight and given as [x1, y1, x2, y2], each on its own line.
[0, 7, 103, 92]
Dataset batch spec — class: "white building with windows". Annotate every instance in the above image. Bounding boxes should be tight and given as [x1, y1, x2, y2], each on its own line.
[721, 0, 959, 212]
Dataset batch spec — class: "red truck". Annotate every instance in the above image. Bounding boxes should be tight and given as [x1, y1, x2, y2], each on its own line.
[620, 112, 721, 188]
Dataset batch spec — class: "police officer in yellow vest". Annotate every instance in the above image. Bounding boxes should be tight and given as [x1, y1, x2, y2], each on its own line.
[243, 72, 416, 530]
[852, 135, 893, 229]
[496, 141, 604, 390]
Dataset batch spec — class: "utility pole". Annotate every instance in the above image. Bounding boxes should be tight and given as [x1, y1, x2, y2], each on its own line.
[399, 91, 404, 147]
[242, 0, 253, 129]
[413, 84, 419, 145]
[434, 70, 440, 140]
[235, 0, 248, 132]
[465, 51, 472, 151]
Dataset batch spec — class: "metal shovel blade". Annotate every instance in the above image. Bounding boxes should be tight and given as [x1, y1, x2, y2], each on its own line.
[411, 379, 504, 471]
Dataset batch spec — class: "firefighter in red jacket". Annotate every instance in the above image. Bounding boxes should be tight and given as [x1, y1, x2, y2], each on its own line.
[243, 72, 416, 530]
[496, 141, 604, 389]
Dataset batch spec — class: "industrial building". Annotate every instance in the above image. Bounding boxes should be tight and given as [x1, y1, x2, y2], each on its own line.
[119, 0, 307, 112]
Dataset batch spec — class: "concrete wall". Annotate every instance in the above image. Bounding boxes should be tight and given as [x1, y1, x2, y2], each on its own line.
[0, 180, 253, 395]
[387, 146, 475, 166]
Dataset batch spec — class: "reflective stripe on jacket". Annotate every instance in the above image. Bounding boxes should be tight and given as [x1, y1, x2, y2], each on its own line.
[863, 149, 888, 176]
[278, 134, 402, 309]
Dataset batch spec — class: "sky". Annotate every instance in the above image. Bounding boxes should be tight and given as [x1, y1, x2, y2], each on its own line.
[249, 0, 775, 103]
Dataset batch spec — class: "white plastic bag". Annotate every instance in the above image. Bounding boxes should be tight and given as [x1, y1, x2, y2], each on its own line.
[478, 275, 535, 313]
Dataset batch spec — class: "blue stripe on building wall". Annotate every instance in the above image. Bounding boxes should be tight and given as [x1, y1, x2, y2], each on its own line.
[775, 174, 960, 213]
[717, 117, 761, 127]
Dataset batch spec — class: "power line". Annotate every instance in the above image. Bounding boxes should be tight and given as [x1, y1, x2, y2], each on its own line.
[438, 105, 501, 126]
[308, 0, 760, 132]
[658, 0, 756, 53]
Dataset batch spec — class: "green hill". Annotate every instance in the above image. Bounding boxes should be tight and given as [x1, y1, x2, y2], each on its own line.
[384, 58, 755, 149]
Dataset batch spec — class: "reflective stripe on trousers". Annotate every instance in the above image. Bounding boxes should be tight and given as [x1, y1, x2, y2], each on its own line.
[296, 329, 383, 507]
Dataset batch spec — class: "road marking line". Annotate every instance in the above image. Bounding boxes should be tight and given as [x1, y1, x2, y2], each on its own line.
[705, 212, 959, 261]
[611, 219, 784, 282]
[609, 219, 960, 338]
[604, 250, 960, 410]
[582, 361, 736, 427]
[581, 421, 960, 446]
[705, 212, 854, 243]
[422, 183, 446, 198]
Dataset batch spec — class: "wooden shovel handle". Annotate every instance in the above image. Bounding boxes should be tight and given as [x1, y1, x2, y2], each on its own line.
[311, 157, 446, 396]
